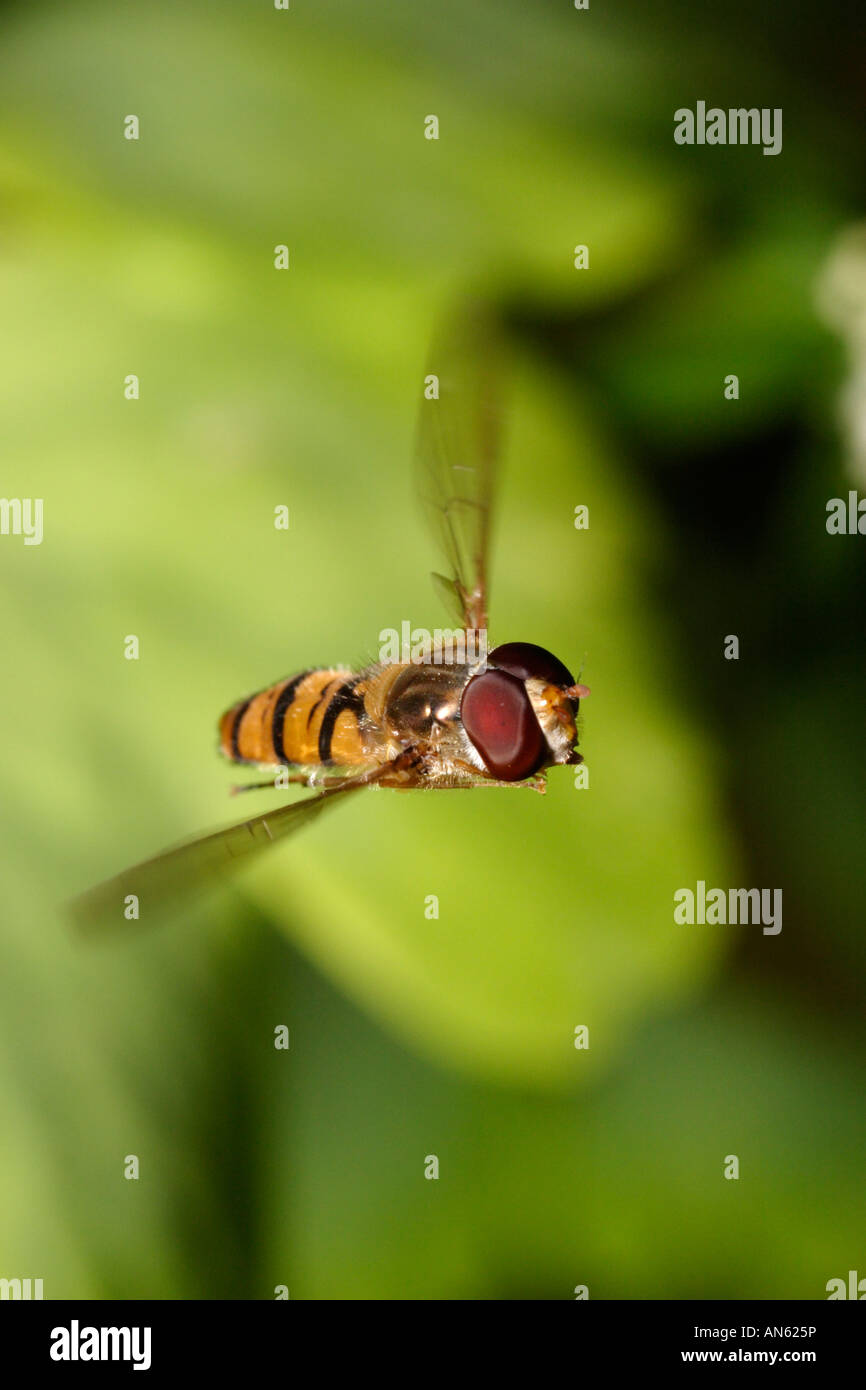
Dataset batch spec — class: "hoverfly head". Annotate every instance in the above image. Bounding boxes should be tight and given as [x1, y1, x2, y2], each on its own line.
[459, 641, 589, 780]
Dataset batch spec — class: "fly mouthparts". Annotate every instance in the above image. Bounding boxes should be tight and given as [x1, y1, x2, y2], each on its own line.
[565, 683, 591, 699]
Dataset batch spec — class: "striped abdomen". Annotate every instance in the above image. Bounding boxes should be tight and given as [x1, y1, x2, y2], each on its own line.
[219, 668, 370, 770]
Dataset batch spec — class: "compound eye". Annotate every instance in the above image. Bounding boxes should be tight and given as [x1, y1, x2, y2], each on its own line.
[488, 641, 575, 688]
[460, 669, 547, 781]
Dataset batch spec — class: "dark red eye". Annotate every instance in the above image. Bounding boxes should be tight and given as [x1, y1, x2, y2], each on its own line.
[460, 669, 547, 781]
[487, 641, 574, 688]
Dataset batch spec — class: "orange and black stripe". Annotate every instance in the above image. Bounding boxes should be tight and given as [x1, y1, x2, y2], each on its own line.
[228, 696, 254, 762]
[318, 674, 366, 764]
[271, 671, 311, 763]
[218, 667, 369, 769]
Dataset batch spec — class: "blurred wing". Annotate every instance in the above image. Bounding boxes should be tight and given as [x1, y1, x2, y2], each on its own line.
[68, 774, 373, 938]
[415, 304, 504, 634]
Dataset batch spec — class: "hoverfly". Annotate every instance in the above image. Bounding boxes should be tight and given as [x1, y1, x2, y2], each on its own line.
[71, 308, 589, 931]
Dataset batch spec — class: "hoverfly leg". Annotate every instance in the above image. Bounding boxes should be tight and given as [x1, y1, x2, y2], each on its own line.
[375, 744, 428, 788]
[480, 774, 548, 793]
[229, 770, 337, 796]
[229, 778, 286, 796]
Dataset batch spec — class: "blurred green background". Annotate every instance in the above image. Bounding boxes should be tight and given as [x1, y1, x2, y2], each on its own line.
[1, 0, 864, 1299]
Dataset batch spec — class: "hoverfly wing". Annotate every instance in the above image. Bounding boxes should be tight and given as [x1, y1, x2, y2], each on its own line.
[415, 302, 505, 636]
[430, 570, 466, 628]
[68, 775, 370, 938]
